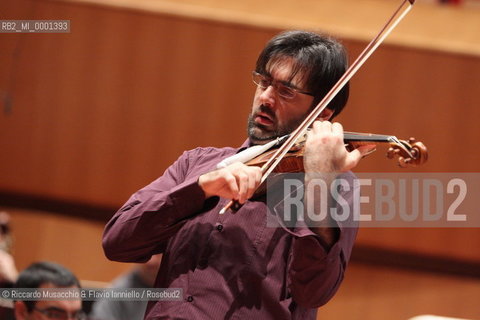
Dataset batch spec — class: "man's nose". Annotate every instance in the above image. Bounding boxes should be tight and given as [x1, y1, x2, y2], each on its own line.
[258, 85, 276, 108]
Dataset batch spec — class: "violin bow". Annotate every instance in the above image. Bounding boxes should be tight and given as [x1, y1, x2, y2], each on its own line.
[220, 0, 416, 214]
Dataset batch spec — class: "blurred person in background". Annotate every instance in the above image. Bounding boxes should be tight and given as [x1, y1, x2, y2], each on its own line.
[14, 261, 86, 320]
[0, 212, 18, 320]
[90, 254, 161, 320]
[0, 212, 18, 287]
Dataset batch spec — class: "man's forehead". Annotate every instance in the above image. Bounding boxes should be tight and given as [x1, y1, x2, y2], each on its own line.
[265, 57, 308, 87]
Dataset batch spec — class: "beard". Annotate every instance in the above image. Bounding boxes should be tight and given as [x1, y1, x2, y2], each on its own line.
[247, 105, 306, 145]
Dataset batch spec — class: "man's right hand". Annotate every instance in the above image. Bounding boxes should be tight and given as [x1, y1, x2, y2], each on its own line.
[198, 162, 262, 204]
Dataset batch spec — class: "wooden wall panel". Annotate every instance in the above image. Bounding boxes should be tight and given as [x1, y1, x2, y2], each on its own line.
[1, 0, 479, 266]
[343, 44, 480, 173]
[0, 0, 271, 207]
[316, 263, 480, 320]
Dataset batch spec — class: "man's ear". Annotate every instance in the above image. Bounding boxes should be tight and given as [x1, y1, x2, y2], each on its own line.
[317, 108, 334, 121]
[14, 301, 29, 320]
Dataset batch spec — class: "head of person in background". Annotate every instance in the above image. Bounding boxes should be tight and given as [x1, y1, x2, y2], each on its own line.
[14, 261, 86, 320]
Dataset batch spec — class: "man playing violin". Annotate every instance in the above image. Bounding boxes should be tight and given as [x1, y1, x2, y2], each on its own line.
[103, 30, 374, 319]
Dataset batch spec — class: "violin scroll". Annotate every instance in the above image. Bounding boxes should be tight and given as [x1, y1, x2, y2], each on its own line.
[386, 137, 428, 167]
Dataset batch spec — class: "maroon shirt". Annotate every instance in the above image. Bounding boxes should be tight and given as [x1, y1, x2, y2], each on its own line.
[102, 141, 358, 319]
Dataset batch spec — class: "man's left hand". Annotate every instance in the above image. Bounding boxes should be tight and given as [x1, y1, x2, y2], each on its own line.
[303, 121, 375, 175]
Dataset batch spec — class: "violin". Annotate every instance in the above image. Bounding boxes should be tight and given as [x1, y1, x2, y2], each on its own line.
[245, 131, 428, 173]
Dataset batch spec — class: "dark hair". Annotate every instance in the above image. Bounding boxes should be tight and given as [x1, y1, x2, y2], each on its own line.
[255, 30, 349, 118]
[14, 261, 80, 312]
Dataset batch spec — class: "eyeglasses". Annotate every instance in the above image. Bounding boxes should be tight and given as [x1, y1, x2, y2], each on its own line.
[252, 71, 313, 100]
[33, 307, 87, 320]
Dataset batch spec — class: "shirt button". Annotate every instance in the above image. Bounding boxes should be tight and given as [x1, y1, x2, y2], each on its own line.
[216, 224, 223, 231]
[187, 296, 194, 302]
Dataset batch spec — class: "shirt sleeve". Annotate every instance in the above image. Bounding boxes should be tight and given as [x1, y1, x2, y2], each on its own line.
[272, 172, 359, 308]
[102, 149, 213, 263]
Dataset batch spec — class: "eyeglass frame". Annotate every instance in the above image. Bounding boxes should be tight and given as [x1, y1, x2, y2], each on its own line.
[251, 71, 314, 100]
[33, 306, 87, 320]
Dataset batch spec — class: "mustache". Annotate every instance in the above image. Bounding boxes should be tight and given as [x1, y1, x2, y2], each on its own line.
[256, 105, 276, 121]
